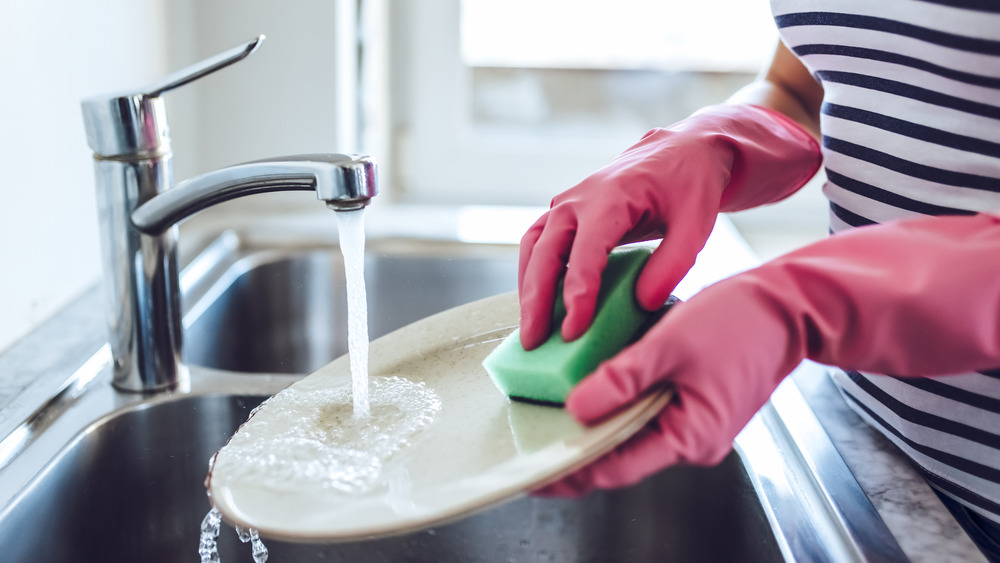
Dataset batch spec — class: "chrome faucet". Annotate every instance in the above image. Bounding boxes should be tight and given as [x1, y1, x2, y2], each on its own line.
[81, 36, 377, 393]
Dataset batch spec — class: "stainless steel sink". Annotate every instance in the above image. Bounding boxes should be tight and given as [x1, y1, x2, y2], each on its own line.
[184, 234, 521, 374]
[0, 392, 779, 562]
[0, 209, 908, 562]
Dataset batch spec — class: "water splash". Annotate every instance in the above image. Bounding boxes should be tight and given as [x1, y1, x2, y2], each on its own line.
[235, 523, 269, 563]
[235, 524, 252, 543]
[200, 207, 434, 557]
[198, 508, 221, 563]
[213, 376, 441, 495]
[199, 507, 269, 563]
[337, 208, 371, 418]
[251, 536, 268, 563]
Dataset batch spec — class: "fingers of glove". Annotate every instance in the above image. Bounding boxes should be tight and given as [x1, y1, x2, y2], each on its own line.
[635, 244, 695, 312]
[518, 215, 546, 287]
[531, 423, 683, 497]
[517, 220, 553, 351]
[537, 390, 741, 498]
[531, 472, 592, 498]
[518, 213, 576, 350]
[635, 215, 713, 311]
[559, 224, 633, 342]
[565, 326, 678, 424]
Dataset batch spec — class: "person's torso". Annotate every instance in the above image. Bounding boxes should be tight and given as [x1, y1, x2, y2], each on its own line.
[770, 0, 1000, 523]
[772, 0, 1000, 229]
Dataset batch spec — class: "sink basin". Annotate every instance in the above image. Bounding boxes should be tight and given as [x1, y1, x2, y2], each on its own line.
[0, 392, 779, 562]
[0, 233, 780, 562]
[185, 236, 520, 374]
[0, 208, 907, 562]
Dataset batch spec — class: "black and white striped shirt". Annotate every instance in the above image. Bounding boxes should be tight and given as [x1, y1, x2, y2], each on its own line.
[771, 0, 1000, 523]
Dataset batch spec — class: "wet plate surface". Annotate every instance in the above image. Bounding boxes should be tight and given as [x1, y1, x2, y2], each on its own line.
[207, 291, 672, 542]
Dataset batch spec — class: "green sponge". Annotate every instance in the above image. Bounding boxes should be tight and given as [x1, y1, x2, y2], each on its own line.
[483, 245, 654, 406]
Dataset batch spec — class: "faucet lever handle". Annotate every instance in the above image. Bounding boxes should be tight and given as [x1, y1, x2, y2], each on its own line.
[142, 35, 264, 97]
[81, 35, 264, 158]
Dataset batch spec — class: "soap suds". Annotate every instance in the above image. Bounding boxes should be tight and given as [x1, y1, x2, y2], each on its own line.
[213, 376, 440, 495]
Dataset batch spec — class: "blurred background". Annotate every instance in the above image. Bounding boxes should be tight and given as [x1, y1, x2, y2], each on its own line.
[0, 0, 826, 353]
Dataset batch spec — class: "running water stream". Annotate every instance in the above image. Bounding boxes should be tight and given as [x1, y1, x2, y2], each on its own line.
[198, 207, 446, 560]
[337, 208, 371, 418]
[198, 208, 372, 561]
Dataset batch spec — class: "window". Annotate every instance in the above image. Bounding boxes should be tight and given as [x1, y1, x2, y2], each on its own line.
[461, 0, 774, 72]
[381, 0, 777, 206]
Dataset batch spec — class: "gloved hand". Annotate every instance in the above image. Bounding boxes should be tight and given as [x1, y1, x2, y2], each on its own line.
[518, 104, 821, 350]
[537, 212, 1000, 496]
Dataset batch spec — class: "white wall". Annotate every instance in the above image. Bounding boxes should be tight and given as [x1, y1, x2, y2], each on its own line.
[0, 0, 355, 354]
[164, 0, 354, 182]
[160, 0, 358, 230]
[0, 0, 168, 353]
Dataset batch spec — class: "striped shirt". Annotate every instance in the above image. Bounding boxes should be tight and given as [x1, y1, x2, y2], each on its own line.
[770, 0, 1000, 523]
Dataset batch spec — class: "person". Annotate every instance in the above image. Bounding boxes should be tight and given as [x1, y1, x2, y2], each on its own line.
[517, 2, 1000, 559]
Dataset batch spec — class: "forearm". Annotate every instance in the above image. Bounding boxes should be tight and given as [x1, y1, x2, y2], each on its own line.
[741, 213, 1000, 376]
[726, 41, 824, 140]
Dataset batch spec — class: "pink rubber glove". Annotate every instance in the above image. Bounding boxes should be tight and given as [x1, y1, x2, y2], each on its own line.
[518, 104, 821, 350]
[538, 212, 1000, 496]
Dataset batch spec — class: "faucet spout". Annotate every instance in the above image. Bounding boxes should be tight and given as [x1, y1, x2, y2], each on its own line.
[81, 36, 378, 393]
[131, 154, 377, 235]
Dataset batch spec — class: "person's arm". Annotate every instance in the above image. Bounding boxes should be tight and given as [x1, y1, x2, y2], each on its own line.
[730, 40, 824, 139]
[538, 212, 1000, 496]
[518, 40, 824, 349]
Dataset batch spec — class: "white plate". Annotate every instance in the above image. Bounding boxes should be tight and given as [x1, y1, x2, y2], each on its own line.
[207, 291, 672, 543]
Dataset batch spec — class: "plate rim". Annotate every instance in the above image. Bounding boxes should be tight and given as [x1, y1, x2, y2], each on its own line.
[207, 291, 672, 543]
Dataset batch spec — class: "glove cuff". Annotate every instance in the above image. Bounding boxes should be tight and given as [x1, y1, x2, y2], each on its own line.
[698, 104, 823, 212]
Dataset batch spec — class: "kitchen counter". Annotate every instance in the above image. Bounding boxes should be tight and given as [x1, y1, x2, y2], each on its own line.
[793, 367, 986, 562]
[0, 204, 986, 562]
[0, 286, 106, 440]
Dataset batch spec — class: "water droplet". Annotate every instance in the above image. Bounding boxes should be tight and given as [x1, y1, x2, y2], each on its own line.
[250, 528, 269, 563]
[199, 507, 270, 562]
[198, 508, 221, 563]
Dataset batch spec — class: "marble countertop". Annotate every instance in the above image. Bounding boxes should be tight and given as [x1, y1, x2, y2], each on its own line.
[793, 367, 986, 562]
[0, 204, 986, 562]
